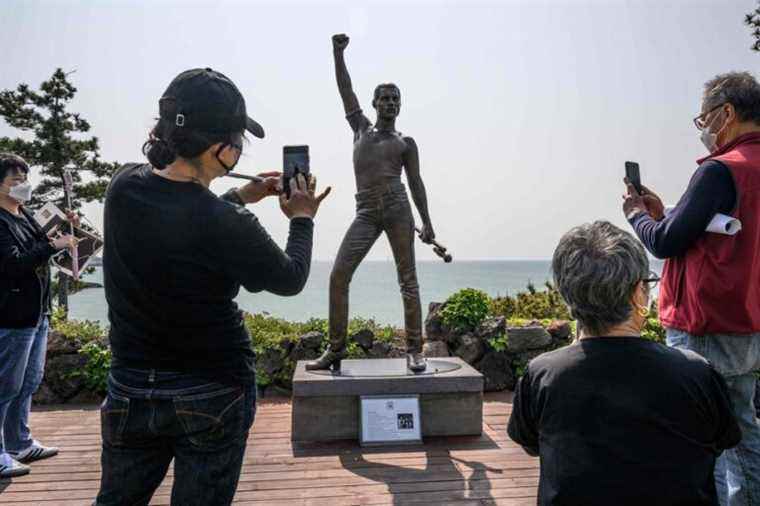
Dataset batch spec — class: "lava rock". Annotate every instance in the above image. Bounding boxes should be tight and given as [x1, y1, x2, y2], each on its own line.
[369, 341, 392, 358]
[422, 341, 450, 358]
[291, 332, 324, 362]
[476, 352, 516, 392]
[44, 354, 89, 401]
[257, 347, 284, 377]
[32, 383, 62, 405]
[300, 331, 324, 350]
[476, 316, 506, 340]
[506, 326, 552, 352]
[454, 334, 485, 364]
[351, 329, 375, 351]
[67, 390, 105, 405]
[424, 302, 449, 341]
[45, 331, 81, 358]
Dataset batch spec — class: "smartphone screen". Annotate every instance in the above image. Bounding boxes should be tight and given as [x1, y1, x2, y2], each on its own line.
[625, 161, 642, 195]
[283, 145, 310, 178]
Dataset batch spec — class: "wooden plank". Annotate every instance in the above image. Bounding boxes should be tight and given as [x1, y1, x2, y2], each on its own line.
[0, 393, 535, 504]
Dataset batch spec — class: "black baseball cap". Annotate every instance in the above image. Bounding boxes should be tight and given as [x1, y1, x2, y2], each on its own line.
[158, 68, 265, 139]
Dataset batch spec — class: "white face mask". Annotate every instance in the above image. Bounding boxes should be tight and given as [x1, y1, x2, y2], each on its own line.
[700, 109, 726, 153]
[5, 181, 33, 203]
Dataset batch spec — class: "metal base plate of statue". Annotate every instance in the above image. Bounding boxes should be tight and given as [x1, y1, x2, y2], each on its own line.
[291, 357, 483, 442]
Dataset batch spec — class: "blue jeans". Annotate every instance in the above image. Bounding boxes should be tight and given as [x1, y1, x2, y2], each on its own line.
[667, 329, 760, 506]
[95, 367, 256, 506]
[0, 317, 49, 457]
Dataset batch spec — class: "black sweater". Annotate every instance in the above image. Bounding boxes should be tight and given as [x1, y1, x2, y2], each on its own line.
[104, 164, 313, 385]
[0, 207, 56, 328]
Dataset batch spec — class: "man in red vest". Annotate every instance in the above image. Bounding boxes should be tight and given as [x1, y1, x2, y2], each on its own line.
[624, 71, 760, 506]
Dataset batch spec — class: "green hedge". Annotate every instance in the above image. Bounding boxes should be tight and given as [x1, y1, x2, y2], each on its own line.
[51, 284, 675, 394]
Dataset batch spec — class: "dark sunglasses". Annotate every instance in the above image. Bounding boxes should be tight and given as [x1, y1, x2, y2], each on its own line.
[693, 103, 726, 131]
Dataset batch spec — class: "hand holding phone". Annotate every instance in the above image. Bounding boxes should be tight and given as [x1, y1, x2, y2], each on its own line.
[283, 145, 311, 199]
[625, 161, 643, 195]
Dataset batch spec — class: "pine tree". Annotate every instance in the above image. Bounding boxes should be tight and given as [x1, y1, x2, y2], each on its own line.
[746, 3, 760, 52]
[0, 68, 120, 315]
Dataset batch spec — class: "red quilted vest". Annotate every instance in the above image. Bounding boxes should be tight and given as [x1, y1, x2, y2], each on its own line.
[659, 132, 760, 335]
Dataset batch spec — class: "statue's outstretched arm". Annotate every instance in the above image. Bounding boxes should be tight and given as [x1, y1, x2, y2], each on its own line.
[332, 34, 370, 133]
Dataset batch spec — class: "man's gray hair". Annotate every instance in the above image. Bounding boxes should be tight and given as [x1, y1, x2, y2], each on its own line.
[552, 221, 649, 336]
[703, 71, 760, 124]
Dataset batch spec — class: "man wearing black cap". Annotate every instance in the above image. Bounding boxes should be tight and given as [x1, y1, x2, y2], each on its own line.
[95, 68, 330, 506]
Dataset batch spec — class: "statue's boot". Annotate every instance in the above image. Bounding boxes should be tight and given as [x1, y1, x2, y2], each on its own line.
[408, 351, 427, 372]
[305, 345, 348, 372]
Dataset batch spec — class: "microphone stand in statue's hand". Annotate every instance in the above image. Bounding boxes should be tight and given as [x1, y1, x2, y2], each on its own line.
[415, 227, 453, 263]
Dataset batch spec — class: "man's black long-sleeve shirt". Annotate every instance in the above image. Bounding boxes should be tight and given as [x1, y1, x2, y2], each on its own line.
[104, 164, 313, 385]
[629, 160, 735, 258]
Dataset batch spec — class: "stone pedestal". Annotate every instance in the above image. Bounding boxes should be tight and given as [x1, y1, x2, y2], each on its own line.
[291, 357, 483, 442]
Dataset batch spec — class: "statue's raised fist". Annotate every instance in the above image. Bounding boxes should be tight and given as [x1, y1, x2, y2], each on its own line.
[332, 34, 349, 51]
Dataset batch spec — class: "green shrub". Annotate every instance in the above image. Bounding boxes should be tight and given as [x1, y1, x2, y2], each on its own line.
[490, 282, 571, 321]
[71, 341, 111, 394]
[50, 309, 111, 394]
[243, 312, 398, 388]
[487, 334, 508, 352]
[50, 307, 106, 344]
[440, 288, 491, 332]
[245, 313, 303, 355]
[641, 302, 666, 344]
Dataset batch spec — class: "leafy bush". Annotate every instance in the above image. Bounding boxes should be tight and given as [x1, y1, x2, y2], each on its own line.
[71, 341, 111, 394]
[50, 307, 106, 344]
[487, 334, 508, 352]
[641, 302, 666, 344]
[243, 312, 398, 388]
[51, 308, 111, 394]
[490, 282, 571, 321]
[440, 288, 491, 332]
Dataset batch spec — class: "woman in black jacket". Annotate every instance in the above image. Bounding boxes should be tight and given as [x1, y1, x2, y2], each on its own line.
[0, 153, 77, 478]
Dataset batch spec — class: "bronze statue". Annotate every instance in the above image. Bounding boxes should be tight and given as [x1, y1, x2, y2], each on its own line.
[306, 34, 436, 373]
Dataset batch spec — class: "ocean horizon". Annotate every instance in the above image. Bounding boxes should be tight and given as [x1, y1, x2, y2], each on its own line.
[69, 259, 664, 327]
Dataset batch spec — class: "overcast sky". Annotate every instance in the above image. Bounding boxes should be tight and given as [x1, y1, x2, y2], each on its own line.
[1, 0, 757, 260]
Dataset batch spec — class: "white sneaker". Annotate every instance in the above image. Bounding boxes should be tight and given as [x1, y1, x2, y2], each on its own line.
[0, 453, 30, 478]
[8, 440, 59, 464]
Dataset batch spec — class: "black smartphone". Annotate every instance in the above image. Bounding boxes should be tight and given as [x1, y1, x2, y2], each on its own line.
[625, 161, 643, 195]
[283, 145, 310, 198]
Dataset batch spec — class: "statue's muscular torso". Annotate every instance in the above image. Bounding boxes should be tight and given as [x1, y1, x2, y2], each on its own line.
[352, 123, 411, 191]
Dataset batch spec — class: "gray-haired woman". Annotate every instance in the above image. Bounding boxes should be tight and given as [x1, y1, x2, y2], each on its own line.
[507, 220, 741, 506]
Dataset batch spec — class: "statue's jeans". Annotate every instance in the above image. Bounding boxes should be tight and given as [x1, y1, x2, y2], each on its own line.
[329, 181, 422, 353]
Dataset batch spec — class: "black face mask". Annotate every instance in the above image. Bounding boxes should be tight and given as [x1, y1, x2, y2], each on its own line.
[215, 143, 242, 173]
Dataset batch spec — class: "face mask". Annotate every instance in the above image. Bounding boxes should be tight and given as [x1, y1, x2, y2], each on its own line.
[215, 143, 242, 173]
[4, 181, 33, 203]
[700, 109, 727, 153]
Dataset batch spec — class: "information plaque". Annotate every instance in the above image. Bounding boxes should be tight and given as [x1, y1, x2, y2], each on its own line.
[360, 395, 422, 446]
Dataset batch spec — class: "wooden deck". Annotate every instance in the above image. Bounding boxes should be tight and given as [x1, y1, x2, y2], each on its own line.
[0, 391, 539, 505]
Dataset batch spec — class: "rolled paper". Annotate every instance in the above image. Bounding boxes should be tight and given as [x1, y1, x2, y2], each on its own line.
[664, 206, 742, 236]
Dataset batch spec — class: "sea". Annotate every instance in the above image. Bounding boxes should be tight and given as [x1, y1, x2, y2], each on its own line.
[69, 259, 664, 327]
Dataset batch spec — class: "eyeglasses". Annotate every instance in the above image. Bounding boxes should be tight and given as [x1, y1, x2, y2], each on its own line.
[642, 271, 661, 289]
[693, 103, 725, 131]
